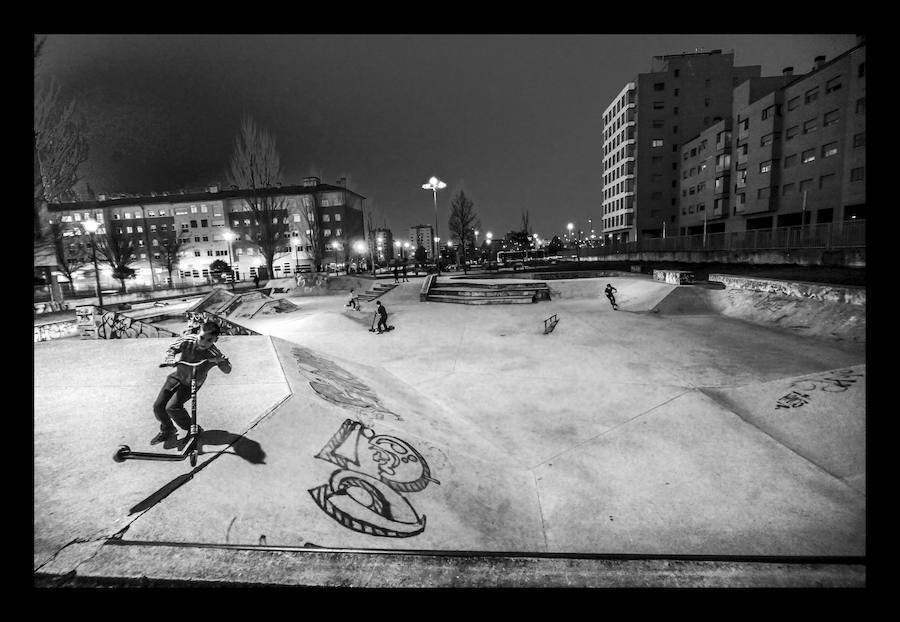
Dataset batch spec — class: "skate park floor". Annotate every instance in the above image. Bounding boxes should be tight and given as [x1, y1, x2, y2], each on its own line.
[33, 275, 867, 586]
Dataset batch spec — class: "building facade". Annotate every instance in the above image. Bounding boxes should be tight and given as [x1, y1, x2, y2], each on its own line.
[601, 50, 763, 243]
[46, 177, 365, 289]
[408, 224, 434, 259]
[679, 39, 866, 235]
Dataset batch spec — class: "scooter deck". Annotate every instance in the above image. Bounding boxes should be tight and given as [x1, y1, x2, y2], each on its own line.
[114, 434, 200, 463]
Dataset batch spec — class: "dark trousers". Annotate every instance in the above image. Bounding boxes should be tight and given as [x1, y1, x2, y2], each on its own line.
[377, 316, 388, 332]
[153, 377, 193, 432]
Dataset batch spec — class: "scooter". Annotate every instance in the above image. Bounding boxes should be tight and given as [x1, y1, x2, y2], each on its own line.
[113, 360, 206, 467]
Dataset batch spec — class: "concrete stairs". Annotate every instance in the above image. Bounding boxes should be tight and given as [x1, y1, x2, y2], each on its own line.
[427, 281, 551, 304]
[357, 282, 397, 302]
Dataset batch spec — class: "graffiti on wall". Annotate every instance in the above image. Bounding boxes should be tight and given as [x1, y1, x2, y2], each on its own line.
[75, 305, 179, 340]
[296, 273, 328, 294]
[290, 346, 402, 422]
[34, 321, 79, 343]
[775, 368, 863, 410]
[184, 311, 260, 336]
[34, 301, 70, 314]
[309, 418, 440, 538]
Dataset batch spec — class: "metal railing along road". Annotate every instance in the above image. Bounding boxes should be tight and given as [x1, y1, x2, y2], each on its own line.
[589, 220, 865, 256]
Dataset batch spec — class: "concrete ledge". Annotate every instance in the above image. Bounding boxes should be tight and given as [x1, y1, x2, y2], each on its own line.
[34, 319, 79, 343]
[654, 269, 695, 285]
[420, 274, 436, 301]
[709, 274, 866, 306]
[36, 541, 866, 588]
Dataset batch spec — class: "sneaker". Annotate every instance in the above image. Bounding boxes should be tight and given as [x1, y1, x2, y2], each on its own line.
[150, 429, 177, 445]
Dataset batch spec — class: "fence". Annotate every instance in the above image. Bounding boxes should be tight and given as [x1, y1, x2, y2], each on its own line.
[588, 220, 865, 256]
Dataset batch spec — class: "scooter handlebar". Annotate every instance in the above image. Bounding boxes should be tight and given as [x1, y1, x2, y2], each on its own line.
[159, 360, 209, 368]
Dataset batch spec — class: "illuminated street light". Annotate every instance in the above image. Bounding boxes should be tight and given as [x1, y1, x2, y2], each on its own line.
[82, 219, 103, 308]
[567, 222, 579, 262]
[422, 176, 447, 275]
[222, 230, 235, 290]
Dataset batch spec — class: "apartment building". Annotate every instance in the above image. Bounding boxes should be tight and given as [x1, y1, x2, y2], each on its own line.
[46, 178, 365, 288]
[372, 228, 395, 265]
[601, 49, 763, 244]
[408, 224, 434, 258]
[679, 38, 866, 234]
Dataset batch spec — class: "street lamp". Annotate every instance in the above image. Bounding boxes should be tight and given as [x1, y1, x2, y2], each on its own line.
[567, 223, 578, 262]
[222, 230, 235, 290]
[422, 175, 447, 275]
[354, 240, 366, 271]
[331, 240, 340, 273]
[394, 240, 402, 264]
[82, 219, 103, 308]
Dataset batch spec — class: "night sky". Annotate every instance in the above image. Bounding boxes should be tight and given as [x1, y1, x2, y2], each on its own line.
[37, 34, 858, 240]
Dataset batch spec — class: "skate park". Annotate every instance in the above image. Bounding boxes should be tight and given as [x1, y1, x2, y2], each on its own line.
[33, 270, 866, 587]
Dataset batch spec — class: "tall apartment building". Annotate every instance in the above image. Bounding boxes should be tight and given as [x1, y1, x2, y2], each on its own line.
[679, 38, 866, 234]
[601, 50, 763, 243]
[409, 224, 434, 258]
[372, 228, 394, 265]
[46, 177, 365, 288]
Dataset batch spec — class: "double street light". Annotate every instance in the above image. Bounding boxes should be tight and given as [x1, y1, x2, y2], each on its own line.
[422, 176, 447, 275]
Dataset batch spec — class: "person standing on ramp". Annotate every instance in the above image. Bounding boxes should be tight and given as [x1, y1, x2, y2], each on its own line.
[374, 300, 390, 333]
[604, 283, 619, 310]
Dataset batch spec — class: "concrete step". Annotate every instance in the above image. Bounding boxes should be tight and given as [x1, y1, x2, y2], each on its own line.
[430, 287, 543, 297]
[426, 294, 535, 304]
[437, 282, 549, 290]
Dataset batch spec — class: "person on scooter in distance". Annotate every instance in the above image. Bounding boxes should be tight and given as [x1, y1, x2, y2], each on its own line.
[151, 320, 231, 445]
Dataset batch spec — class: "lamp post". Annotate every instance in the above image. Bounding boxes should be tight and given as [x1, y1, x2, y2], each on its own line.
[331, 240, 340, 274]
[434, 236, 440, 271]
[394, 240, 402, 264]
[422, 176, 447, 275]
[567, 222, 578, 262]
[222, 230, 235, 290]
[354, 240, 366, 272]
[82, 219, 103, 308]
[403, 241, 410, 264]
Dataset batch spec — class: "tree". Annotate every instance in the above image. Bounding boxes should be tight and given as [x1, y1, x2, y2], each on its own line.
[447, 190, 481, 275]
[155, 228, 186, 287]
[547, 235, 562, 254]
[94, 223, 137, 293]
[225, 116, 290, 278]
[49, 221, 88, 286]
[414, 244, 427, 272]
[520, 209, 532, 237]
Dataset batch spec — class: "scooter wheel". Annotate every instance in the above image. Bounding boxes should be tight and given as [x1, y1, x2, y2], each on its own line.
[190, 450, 198, 467]
[113, 445, 130, 463]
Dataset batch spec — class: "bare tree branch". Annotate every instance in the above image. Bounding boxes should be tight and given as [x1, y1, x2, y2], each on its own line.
[448, 190, 481, 275]
[225, 115, 290, 276]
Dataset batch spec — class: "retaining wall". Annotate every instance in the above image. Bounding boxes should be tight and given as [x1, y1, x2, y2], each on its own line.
[708, 274, 865, 306]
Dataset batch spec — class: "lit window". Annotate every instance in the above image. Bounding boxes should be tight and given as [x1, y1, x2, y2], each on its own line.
[322, 214, 330, 222]
[760, 161, 773, 174]
[191, 205, 198, 213]
[126, 226, 133, 233]
[801, 149, 816, 163]
[124, 212, 132, 219]
[822, 142, 838, 158]
[335, 214, 341, 221]
[74, 213, 82, 221]
[201, 204, 208, 212]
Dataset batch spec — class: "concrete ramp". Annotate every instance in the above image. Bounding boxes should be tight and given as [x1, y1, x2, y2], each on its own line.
[651, 286, 718, 315]
[702, 365, 865, 494]
[33, 336, 290, 570]
[116, 336, 545, 552]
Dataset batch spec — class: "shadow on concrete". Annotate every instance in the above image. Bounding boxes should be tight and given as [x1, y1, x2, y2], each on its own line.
[128, 431, 266, 516]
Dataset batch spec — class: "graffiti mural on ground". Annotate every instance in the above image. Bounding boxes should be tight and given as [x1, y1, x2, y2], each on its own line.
[309, 419, 440, 538]
[775, 368, 864, 410]
[76, 306, 179, 340]
[184, 311, 260, 336]
[290, 346, 402, 422]
[34, 321, 79, 343]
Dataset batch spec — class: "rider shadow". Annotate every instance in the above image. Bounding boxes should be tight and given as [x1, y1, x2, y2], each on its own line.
[128, 430, 266, 516]
[193, 429, 267, 464]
